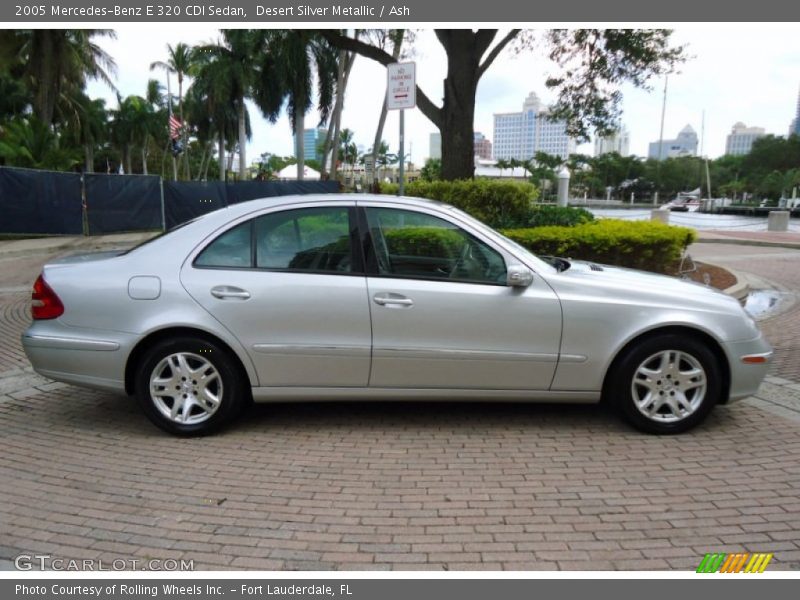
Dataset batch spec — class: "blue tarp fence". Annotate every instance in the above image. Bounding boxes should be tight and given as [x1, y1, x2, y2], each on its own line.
[0, 166, 340, 235]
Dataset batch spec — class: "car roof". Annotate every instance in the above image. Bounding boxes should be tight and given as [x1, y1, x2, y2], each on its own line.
[196, 193, 453, 223]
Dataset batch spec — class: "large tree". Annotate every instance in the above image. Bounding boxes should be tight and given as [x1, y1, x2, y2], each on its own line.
[323, 29, 683, 181]
[0, 30, 116, 126]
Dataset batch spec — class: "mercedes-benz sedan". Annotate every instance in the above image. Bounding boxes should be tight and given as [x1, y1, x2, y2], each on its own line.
[23, 194, 772, 435]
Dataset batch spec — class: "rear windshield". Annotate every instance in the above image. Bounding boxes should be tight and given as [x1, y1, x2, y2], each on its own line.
[121, 218, 199, 255]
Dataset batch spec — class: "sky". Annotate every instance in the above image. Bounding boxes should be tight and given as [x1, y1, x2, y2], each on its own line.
[85, 25, 800, 166]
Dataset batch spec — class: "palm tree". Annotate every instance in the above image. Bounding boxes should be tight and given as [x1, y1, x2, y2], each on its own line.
[252, 31, 336, 180]
[186, 59, 243, 181]
[110, 94, 151, 174]
[373, 140, 392, 181]
[0, 30, 117, 126]
[195, 31, 254, 180]
[338, 128, 357, 182]
[0, 116, 80, 170]
[66, 93, 108, 172]
[150, 43, 194, 178]
[495, 158, 510, 176]
[149, 43, 192, 122]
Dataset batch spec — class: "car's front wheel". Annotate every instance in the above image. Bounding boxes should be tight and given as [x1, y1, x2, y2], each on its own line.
[134, 336, 247, 435]
[606, 333, 723, 434]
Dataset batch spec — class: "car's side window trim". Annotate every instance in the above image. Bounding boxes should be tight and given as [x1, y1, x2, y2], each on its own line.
[356, 205, 509, 287]
[192, 205, 365, 276]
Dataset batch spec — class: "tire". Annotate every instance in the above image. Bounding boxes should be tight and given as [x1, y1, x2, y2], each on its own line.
[134, 336, 247, 436]
[605, 333, 723, 434]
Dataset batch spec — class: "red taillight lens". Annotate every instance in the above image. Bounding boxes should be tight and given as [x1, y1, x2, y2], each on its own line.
[31, 274, 64, 320]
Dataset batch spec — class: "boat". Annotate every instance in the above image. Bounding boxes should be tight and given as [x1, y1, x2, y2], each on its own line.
[664, 188, 702, 212]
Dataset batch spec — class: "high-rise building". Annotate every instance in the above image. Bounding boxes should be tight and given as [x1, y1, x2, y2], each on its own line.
[430, 131, 492, 161]
[473, 132, 493, 160]
[791, 84, 800, 136]
[429, 132, 441, 159]
[293, 128, 327, 163]
[493, 92, 577, 160]
[648, 125, 698, 160]
[725, 122, 766, 156]
[594, 126, 630, 157]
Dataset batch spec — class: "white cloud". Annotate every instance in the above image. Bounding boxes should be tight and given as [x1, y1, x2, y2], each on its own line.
[85, 25, 800, 167]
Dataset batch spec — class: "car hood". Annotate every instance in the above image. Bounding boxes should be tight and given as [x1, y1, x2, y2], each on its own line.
[551, 259, 742, 312]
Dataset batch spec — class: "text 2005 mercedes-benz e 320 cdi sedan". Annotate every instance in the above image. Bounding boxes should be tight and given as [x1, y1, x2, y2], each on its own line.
[23, 195, 772, 435]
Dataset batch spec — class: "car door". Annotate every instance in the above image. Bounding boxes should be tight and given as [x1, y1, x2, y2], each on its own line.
[180, 203, 372, 387]
[361, 204, 562, 390]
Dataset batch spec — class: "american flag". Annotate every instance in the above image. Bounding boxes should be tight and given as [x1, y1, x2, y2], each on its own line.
[168, 114, 182, 140]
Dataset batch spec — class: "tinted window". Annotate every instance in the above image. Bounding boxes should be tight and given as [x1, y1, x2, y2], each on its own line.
[194, 221, 252, 268]
[365, 207, 506, 284]
[255, 207, 353, 273]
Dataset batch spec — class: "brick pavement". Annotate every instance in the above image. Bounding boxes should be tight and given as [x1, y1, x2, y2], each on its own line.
[689, 243, 800, 381]
[0, 241, 799, 571]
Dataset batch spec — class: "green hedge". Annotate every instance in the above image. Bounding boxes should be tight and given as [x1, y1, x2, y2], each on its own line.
[525, 205, 595, 228]
[502, 220, 697, 273]
[383, 227, 464, 258]
[381, 179, 538, 228]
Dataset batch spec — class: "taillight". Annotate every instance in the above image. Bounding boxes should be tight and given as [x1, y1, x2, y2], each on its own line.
[31, 274, 64, 320]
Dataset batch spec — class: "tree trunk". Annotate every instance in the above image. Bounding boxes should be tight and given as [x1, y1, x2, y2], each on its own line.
[196, 145, 208, 181]
[238, 98, 247, 180]
[372, 33, 404, 188]
[218, 131, 225, 182]
[141, 146, 148, 175]
[330, 52, 356, 181]
[321, 30, 519, 182]
[84, 144, 94, 173]
[33, 32, 58, 125]
[296, 111, 305, 180]
[321, 49, 347, 179]
[178, 75, 191, 182]
[203, 143, 212, 181]
[438, 33, 483, 181]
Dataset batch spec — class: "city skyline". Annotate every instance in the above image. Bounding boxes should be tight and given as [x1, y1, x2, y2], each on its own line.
[85, 26, 800, 166]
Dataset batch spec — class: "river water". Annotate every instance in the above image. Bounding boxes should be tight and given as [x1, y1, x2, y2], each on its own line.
[588, 208, 800, 232]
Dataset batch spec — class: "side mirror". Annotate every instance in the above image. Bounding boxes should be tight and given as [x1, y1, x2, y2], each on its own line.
[507, 264, 533, 288]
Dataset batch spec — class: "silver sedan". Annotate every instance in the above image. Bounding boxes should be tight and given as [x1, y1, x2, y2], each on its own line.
[23, 194, 772, 435]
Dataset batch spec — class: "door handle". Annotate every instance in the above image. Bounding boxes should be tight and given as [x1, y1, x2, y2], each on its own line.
[373, 293, 413, 307]
[211, 286, 251, 300]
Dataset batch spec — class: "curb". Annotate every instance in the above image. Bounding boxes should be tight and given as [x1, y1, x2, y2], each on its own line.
[693, 259, 749, 301]
[723, 272, 749, 301]
[696, 237, 800, 251]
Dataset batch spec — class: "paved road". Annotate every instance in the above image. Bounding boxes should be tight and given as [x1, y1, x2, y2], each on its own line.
[1, 242, 799, 571]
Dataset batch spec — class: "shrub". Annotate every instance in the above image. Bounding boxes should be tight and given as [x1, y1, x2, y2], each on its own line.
[501, 220, 697, 274]
[380, 179, 538, 229]
[525, 205, 595, 228]
[383, 227, 464, 258]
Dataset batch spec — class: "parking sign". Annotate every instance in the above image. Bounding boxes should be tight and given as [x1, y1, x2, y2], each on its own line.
[387, 62, 416, 110]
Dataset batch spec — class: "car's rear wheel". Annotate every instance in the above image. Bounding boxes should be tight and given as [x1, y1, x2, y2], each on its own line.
[606, 333, 722, 434]
[134, 336, 247, 435]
